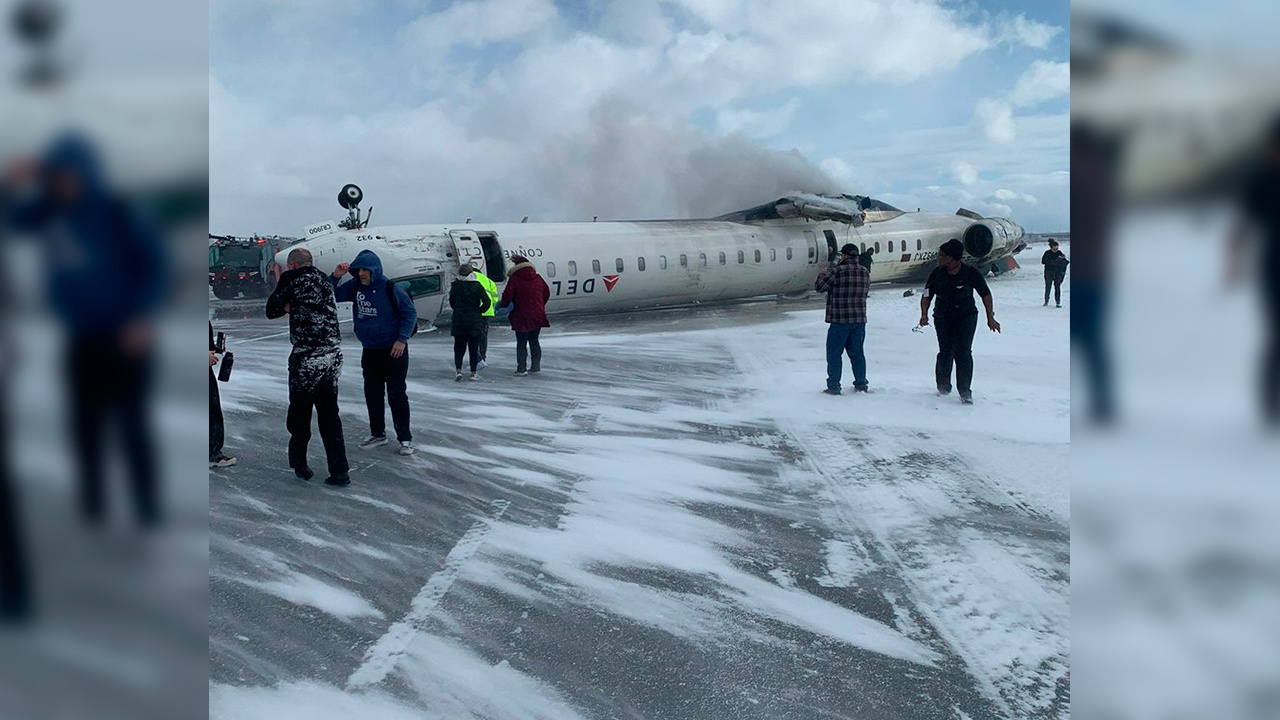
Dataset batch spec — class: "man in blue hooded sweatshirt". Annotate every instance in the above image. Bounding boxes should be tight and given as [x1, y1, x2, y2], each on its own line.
[330, 250, 417, 455]
[4, 132, 167, 529]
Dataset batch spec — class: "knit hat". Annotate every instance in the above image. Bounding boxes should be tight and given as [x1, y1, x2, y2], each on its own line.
[939, 238, 964, 260]
[839, 243, 858, 256]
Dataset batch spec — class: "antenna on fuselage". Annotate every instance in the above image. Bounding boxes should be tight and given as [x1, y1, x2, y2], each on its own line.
[521, 216, 528, 223]
[337, 183, 367, 230]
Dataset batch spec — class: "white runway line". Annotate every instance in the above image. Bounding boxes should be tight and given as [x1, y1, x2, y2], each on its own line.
[346, 498, 511, 690]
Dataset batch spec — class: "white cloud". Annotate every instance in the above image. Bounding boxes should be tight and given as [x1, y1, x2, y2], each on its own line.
[715, 99, 801, 138]
[992, 188, 1038, 204]
[974, 98, 1016, 143]
[993, 14, 1062, 49]
[401, 0, 557, 48]
[978, 201, 1013, 217]
[1009, 61, 1070, 108]
[952, 160, 979, 186]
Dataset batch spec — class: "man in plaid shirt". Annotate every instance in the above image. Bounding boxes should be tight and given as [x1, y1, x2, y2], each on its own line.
[815, 243, 871, 395]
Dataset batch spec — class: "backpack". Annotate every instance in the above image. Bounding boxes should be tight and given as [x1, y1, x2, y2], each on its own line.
[384, 278, 418, 337]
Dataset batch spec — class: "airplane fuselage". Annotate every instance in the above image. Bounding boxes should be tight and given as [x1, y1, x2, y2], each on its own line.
[277, 210, 1023, 327]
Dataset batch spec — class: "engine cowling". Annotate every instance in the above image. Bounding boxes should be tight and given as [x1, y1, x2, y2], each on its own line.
[963, 218, 1025, 261]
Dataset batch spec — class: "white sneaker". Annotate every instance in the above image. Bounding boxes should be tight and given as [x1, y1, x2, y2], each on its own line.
[209, 454, 237, 468]
[477, 359, 487, 370]
[398, 441, 414, 456]
[455, 371, 464, 382]
[469, 371, 480, 381]
[360, 435, 388, 449]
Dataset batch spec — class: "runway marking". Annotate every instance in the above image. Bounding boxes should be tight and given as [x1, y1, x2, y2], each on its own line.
[346, 498, 511, 690]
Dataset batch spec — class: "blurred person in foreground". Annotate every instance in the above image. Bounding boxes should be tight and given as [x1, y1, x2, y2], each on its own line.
[918, 238, 1001, 404]
[815, 242, 871, 395]
[3, 132, 167, 530]
[266, 248, 350, 486]
[1, 342, 30, 623]
[1071, 122, 1121, 425]
[1228, 118, 1280, 428]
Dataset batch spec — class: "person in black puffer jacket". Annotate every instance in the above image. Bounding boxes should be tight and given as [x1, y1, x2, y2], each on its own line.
[266, 248, 349, 486]
[449, 264, 491, 381]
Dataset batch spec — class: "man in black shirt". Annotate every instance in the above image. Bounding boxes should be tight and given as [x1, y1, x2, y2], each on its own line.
[918, 239, 1001, 403]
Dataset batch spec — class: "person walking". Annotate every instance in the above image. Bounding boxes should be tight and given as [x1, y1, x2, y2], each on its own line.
[1041, 238, 1070, 307]
[499, 254, 551, 376]
[472, 267, 499, 369]
[918, 238, 1001, 404]
[814, 243, 871, 395]
[449, 264, 491, 381]
[329, 250, 417, 456]
[266, 248, 350, 486]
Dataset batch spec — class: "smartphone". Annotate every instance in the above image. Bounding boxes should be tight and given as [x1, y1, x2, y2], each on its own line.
[217, 351, 234, 382]
[215, 331, 226, 353]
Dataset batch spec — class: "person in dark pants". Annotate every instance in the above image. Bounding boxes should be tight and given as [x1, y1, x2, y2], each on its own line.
[5, 132, 166, 529]
[330, 250, 417, 455]
[918, 238, 1001, 404]
[499, 254, 551, 376]
[473, 268, 499, 368]
[0, 350, 31, 623]
[1229, 118, 1280, 427]
[1071, 123, 1120, 424]
[449, 264, 492, 380]
[210, 322, 236, 467]
[1041, 238, 1070, 307]
[859, 246, 874, 275]
[815, 243, 871, 394]
[266, 248, 349, 486]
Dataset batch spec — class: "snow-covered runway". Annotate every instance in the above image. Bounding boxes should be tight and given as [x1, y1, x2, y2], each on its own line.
[210, 260, 1069, 719]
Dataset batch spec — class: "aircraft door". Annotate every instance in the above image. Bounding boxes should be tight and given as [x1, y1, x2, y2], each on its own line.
[448, 230, 487, 275]
[804, 231, 819, 264]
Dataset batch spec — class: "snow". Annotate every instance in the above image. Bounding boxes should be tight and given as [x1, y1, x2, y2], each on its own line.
[210, 256, 1068, 718]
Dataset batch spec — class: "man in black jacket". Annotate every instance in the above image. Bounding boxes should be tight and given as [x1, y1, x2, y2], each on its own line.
[265, 249, 349, 486]
[919, 239, 1001, 404]
[1041, 239, 1070, 307]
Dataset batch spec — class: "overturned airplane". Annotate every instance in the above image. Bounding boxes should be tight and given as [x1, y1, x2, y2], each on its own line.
[274, 185, 1026, 327]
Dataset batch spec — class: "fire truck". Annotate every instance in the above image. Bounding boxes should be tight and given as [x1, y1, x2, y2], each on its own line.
[208, 234, 297, 300]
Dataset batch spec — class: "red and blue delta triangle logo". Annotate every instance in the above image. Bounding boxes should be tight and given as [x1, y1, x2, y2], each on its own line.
[602, 275, 621, 292]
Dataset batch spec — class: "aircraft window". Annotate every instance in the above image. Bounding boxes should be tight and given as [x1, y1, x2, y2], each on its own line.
[394, 274, 443, 298]
[546, 262, 556, 278]
[888, 241, 894, 253]
[719, 252, 726, 265]
[592, 259, 601, 274]
[659, 255, 667, 270]
[699, 253, 707, 267]
[770, 248, 776, 261]
[786, 247, 793, 260]
[860, 243, 866, 253]
[917, 238, 922, 250]
[568, 260, 578, 276]
[805, 230, 817, 263]
[754, 249, 761, 263]
[637, 257, 646, 272]
[680, 254, 688, 268]
[875, 242, 881, 253]
[616, 258, 625, 272]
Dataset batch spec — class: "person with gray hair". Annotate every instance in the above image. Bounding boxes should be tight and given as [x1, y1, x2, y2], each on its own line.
[266, 248, 350, 485]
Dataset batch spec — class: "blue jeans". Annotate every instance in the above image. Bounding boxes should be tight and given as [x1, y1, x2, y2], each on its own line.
[826, 323, 868, 390]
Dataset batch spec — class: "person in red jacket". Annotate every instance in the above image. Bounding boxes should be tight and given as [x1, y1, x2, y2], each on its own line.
[498, 254, 551, 376]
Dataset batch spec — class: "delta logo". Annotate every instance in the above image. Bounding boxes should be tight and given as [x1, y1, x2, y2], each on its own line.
[602, 275, 621, 292]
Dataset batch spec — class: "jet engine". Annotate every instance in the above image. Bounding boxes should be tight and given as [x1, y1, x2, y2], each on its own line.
[962, 217, 1024, 261]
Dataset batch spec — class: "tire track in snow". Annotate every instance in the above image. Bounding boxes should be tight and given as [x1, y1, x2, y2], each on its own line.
[346, 498, 510, 690]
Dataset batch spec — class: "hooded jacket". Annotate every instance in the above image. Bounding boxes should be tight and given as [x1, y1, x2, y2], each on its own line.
[266, 265, 343, 392]
[7, 133, 168, 339]
[499, 262, 551, 333]
[449, 275, 491, 337]
[329, 250, 417, 348]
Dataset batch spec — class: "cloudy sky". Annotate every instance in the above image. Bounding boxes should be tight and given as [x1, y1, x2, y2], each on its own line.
[210, 0, 1069, 236]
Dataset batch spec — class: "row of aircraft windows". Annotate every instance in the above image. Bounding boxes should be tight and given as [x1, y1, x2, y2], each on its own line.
[541, 238, 926, 278]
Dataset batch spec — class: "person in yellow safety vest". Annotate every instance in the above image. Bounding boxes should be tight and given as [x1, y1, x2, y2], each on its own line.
[471, 266, 499, 369]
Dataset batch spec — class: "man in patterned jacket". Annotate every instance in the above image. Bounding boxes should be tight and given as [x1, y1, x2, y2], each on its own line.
[815, 243, 871, 395]
[266, 248, 350, 486]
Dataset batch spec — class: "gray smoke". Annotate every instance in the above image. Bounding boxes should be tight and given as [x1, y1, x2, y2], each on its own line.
[509, 96, 842, 221]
